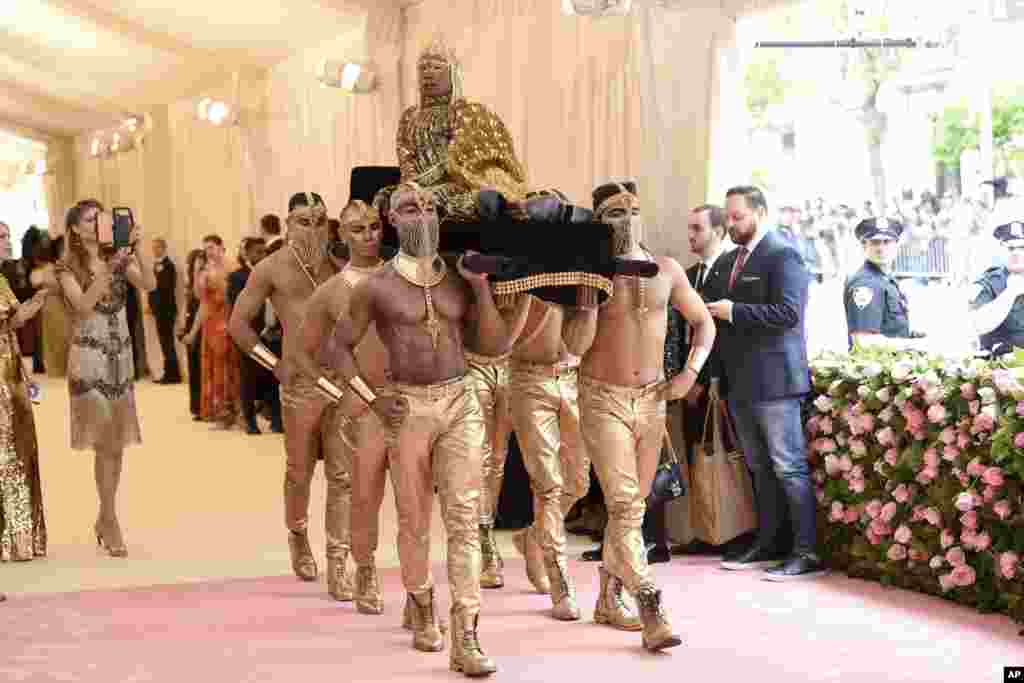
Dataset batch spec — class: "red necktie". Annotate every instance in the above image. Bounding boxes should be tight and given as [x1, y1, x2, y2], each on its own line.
[728, 247, 748, 290]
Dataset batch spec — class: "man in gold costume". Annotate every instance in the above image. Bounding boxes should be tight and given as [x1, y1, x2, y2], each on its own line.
[331, 183, 530, 676]
[396, 37, 528, 223]
[228, 193, 351, 598]
[294, 199, 390, 615]
[571, 181, 715, 651]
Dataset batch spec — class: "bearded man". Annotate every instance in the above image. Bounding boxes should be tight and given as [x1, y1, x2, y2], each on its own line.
[228, 192, 351, 598]
[330, 182, 527, 677]
[294, 199, 390, 614]
[571, 181, 715, 651]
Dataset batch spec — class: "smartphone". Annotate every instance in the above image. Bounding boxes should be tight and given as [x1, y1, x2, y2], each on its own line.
[112, 207, 134, 249]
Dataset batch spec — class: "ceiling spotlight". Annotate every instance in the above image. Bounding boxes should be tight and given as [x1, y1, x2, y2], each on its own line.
[317, 59, 377, 92]
[561, 0, 632, 16]
[207, 101, 230, 125]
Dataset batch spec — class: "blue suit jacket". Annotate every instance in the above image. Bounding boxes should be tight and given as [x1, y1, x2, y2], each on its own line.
[716, 230, 811, 402]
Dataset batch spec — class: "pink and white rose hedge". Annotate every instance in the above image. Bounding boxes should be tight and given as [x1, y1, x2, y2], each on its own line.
[807, 349, 1024, 628]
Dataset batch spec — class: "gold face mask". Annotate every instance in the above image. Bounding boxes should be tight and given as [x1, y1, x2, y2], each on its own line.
[392, 185, 440, 259]
[288, 194, 329, 266]
[596, 191, 643, 256]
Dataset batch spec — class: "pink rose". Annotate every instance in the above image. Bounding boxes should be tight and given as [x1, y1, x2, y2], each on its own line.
[875, 427, 895, 447]
[942, 445, 961, 462]
[972, 413, 995, 433]
[836, 433, 847, 447]
[869, 519, 892, 538]
[973, 532, 992, 551]
[844, 508, 860, 524]
[958, 471, 971, 486]
[865, 500, 883, 519]
[824, 455, 841, 477]
[1016, 433, 1024, 450]
[923, 448, 940, 469]
[849, 478, 866, 494]
[967, 457, 986, 477]
[880, 502, 899, 523]
[887, 543, 908, 561]
[866, 527, 881, 545]
[894, 525, 912, 544]
[911, 505, 926, 522]
[940, 529, 955, 549]
[959, 510, 978, 530]
[961, 383, 977, 399]
[958, 432, 971, 449]
[821, 438, 837, 453]
[994, 500, 1013, 520]
[939, 426, 956, 445]
[892, 484, 911, 503]
[954, 492, 976, 512]
[829, 501, 845, 522]
[884, 448, 900, 466]
[951, 564, 977, 587]
[945, 546, 966, 567]
[1000, 552, 1020, 580]
[924, 508, 942, 527]
[839, 455, 853, 472]
[983, 467, 1005, 488]
[927, 404, 947, 424]
[929, 555, 944, 570]
[916, 468, 936, 485]
[1017, 401, 1024, 417]
[820, 417, 833, 435]
[983, 485, 998, 503]
[859, 414, 875, 433]
[969, 400, 980, 416]
[961, 528, 978, 548]
[938, 573, 956, 592]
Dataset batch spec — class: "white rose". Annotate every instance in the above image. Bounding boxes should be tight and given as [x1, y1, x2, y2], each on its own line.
[876, 388, 892, 403]
[961, 364, 979, 381]
[862, 363, 883, 379]
[813, 395, 834, 413]
[978, 387, 997, 405]
[891, 361, 913, 382]
[857, 385, 872, 399]
[982, 404, 997, 420]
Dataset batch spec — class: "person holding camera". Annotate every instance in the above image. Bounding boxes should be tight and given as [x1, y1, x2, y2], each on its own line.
[56, 199, 156, 557]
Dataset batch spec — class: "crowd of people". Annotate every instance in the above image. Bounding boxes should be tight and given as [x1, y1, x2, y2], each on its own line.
[1, 35, 1021, 680]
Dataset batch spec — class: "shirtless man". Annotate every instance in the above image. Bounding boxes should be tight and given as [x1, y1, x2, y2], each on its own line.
[506, 293, 594, 620]
[331, 182, 523, 677]
[228, 192, 348, 596]
[571, 181, 714, 651]
[294, 200, 389, 613]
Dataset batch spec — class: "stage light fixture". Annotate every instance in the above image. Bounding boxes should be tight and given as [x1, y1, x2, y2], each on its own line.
[317, 59, 377, 92]
[561, 0, 632, 16]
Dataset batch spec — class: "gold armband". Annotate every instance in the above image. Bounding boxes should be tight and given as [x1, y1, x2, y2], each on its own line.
[348, 376, 377, 405]
[316, 377, 345, 403]
[250, 343, 279, 372]
[685, 346, 710, 376]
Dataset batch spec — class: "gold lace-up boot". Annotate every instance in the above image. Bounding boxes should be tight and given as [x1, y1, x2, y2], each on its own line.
[593, 566, 641, 630]
[449, 608, 497, 677]
[635, 585, 682, 651]
[288, 531, 317, 581]
[405, 589, 444, 652]
[479, 524, 504, 589]
[354, 565, 384, 614]
[543, 557, 580, 621]
[326, 553, 354, 601]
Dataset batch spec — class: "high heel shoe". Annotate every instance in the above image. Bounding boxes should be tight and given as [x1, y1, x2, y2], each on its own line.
[94, 522, 128, 558]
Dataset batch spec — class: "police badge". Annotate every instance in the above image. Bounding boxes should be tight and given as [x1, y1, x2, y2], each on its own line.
[853, 286, 874, 309]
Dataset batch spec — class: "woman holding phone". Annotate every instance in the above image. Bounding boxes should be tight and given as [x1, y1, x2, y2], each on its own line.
[55, 199, 156, 557]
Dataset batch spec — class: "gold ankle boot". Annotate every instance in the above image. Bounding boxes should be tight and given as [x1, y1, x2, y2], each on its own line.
[327, 554, 354, 601]
[512, 527, 550, 594]
[543, 557, 580, 621]
[635, 585, 682, 651]
[288, 531, 317, 581]
[355, 565, 384, 614]
[407, 589, 445, 652]
[403, 595, 448, 634]
[449, 608, 497, 677]
[479, 525, 504, 589]
[593, 566, 641, 631]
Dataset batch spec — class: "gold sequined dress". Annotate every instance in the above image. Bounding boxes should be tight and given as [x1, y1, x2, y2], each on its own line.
[396, 96, 527, 222]
[0, 274, 47, 561]
[57, 264, 142, 451]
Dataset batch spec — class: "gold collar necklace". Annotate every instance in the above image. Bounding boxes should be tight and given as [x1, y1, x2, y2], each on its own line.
[392, 250, 446, 349]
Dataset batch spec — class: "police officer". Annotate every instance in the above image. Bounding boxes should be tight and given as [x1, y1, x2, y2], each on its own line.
[969, 214, 1024, 358]
[844, 217, 925, 350]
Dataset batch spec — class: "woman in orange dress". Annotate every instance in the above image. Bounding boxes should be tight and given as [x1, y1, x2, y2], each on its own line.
[183, 235, 238, 428]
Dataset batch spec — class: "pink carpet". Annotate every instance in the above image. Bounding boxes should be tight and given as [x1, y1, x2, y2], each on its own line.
[2, 557, 1019, 682]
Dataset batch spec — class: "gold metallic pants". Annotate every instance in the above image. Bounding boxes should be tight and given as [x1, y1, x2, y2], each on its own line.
[466, 353, 512, 527]
[387, 376, 485, 616]
[281, 378, 352, 559]
[579, 375, 665, 594]
[509, 361, 589, 563]
[345, 406, 390, 566]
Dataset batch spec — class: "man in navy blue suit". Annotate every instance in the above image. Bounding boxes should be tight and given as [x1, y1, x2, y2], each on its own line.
[706, 186, 826, 580]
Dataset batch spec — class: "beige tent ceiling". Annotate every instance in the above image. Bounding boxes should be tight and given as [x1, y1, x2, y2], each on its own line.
[0, 0, 411, 138]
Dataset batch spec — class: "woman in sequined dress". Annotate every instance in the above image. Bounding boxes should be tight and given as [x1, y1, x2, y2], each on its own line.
[0, 221, 48, 564]
[55, 200, 156, 557]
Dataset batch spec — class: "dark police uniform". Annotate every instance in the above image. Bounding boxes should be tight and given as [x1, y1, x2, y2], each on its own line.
[844, 217, 912, 348]
[969, 219, 1024, 357]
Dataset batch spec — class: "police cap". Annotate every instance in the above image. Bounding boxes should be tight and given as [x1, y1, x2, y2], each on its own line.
[854, 217, 903, 242]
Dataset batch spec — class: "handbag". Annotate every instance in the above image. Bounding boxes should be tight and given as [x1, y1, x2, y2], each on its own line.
[647, 426, 686, 507]
[688, 381, 757, 546]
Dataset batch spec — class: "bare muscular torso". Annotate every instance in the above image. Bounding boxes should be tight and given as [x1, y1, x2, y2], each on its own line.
[366, 266, 469, 385]
[511, 297, 574, 365]
[580, 255, 676, 387]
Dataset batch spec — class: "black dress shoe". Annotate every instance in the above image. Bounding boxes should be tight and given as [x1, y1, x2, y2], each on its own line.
[647, 545, 671, 564]
[673, 540, 722, 556]
[762, 553, 829, 581]
[720, 544, 787, 571]
[581, 545, 603, 562]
